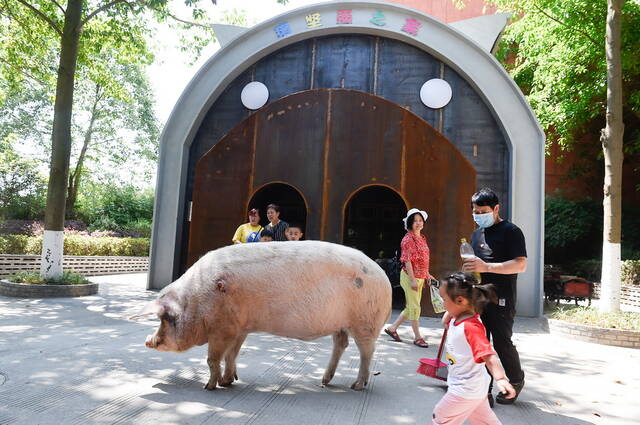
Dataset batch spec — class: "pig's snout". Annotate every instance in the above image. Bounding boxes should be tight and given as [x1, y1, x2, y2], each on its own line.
[145, 334, 158, 349]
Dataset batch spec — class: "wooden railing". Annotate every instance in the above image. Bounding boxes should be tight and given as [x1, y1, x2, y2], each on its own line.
[0, 255, 148, 278]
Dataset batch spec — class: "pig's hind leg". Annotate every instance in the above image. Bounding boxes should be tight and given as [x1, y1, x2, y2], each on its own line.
[321, 329, 349, 386]
[204, 337, 232, 390]
[220, 334, 247, 386]
[350, 333, 376, 391]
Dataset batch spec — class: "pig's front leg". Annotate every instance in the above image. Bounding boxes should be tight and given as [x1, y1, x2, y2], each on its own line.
[219, 334, 247, 387]
[204, 338, 228, 390]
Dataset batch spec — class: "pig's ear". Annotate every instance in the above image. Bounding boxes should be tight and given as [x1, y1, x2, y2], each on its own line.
[129, 299, 165, 320]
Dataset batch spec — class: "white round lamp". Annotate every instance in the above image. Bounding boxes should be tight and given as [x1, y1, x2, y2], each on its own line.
[420, 79, 452, 109]
[241, 81, 269, 110]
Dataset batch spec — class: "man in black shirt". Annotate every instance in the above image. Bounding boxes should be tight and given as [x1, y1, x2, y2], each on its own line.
[462, 188, 527, 406]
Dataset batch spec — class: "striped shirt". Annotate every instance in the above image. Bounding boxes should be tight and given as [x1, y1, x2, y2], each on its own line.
[265, 220, 289, 241]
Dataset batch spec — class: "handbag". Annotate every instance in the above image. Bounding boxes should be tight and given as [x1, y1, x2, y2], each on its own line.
[429, 280, 445, 313]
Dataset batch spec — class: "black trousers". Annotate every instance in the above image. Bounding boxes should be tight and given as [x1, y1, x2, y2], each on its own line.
[481, 300, 525, 388]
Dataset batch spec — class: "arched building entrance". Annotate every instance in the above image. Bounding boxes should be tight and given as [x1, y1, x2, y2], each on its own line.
[344, 185, 408, 311]
[343, 186, 406, 260]
[248, 183, 307, 231]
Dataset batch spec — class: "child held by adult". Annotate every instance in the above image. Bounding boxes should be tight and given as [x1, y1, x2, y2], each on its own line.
[431, 272, 515, 425]
[259, 229, 274, 242]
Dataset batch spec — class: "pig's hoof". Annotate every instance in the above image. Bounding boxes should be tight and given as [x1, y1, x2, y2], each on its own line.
[321, 373, 334, 386]
[219, 377, 234, 387]
[204, 381, 217, 391]
[350, 380, 368, 391]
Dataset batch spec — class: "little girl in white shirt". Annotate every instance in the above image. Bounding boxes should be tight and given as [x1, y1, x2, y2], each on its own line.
[431, 272, 515, 425]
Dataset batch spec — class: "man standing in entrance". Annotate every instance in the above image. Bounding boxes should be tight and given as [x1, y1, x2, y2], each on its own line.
[462, 188, 527, 406]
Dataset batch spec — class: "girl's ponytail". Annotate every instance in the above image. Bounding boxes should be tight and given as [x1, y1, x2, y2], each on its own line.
[471, 283, 498, 314]
[442, 272, 498, 314]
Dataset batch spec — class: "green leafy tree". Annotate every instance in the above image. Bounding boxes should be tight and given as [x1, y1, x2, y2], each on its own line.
[489, 0, 639, 151]
[483, 0, 634, 311]
[1, 23, 159, 218]
[0, 0, 287, 279]
[65, 47, 159, 217]
[0, 138, 47, 219]
[600, 0, 625, 312]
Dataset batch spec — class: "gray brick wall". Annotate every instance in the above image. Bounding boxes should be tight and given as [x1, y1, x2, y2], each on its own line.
[548, 318, 640, 349]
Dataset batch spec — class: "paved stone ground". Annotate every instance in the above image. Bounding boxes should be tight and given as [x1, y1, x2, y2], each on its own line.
[1, 273, 639, 425]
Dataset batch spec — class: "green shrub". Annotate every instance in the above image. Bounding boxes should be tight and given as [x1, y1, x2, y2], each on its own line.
[0, 235, 33, 254]
[119, 219, 152, 238]
[564, 259, 640, 286]
[567, 259, 602, 282]
[87, 216, 119, 233]
[545, 195, 640, 264]
[87, 218, 152, 238]
[622, 260, 640, 286]
[545, 195, 602, 264]
[9, 271, 90, 285]
[62, 235, 149, 256]
[0, 235, 149, 256]
[26, 235, 42, 254]
[77, 184, 154, 227]
[9, 271, 45, 284]
[622, 206, 640, 258]
[0, 139, 47, 220]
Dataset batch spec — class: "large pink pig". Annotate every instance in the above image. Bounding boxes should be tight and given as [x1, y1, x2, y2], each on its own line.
[131, 240, 392, 391]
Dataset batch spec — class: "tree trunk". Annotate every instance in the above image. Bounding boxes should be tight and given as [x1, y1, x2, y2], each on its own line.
[40, 0, 83, 279]
[599, 0, 625, 312]
[66, 84, 101, 218]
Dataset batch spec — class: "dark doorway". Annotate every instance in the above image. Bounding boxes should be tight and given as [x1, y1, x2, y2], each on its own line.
[343, 186, 407, 308]
[248, 183, 307, 234]
[343, 186, 407, 259]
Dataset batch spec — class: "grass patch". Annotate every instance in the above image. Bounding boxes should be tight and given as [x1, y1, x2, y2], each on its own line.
[8, 271, 90, 285]
[545, 303, 640, 331]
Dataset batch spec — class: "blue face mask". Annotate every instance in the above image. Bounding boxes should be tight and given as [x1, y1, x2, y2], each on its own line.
[473, 212, 495, 228]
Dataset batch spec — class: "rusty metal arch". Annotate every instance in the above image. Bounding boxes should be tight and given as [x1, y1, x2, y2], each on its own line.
[245, 180, 310, 219]
[246, 181, 310, 230]
[187, 89, 476, 272]
[341, 183, 410, 220]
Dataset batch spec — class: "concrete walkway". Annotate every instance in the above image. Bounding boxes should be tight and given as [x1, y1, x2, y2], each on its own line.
[0, 273, 638, 425]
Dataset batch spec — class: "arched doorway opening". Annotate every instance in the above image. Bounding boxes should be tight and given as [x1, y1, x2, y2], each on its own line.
[248, 183, 307, 235]
[343, 185, 407, 258]
[343, 186, 407, 308]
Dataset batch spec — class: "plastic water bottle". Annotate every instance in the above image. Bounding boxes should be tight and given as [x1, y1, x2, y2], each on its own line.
[460, 238, 482, 282]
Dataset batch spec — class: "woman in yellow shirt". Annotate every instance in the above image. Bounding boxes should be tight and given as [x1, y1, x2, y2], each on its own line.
[232, 209, 263, 243]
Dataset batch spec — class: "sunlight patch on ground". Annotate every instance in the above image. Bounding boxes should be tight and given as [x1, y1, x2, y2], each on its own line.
[390, 415, 418, 423]
[0, 325, 32, 332]
[176, 401, 210, 415]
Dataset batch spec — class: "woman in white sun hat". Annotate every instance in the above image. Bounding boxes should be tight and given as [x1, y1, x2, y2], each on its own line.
[385, 208, 434, 348]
